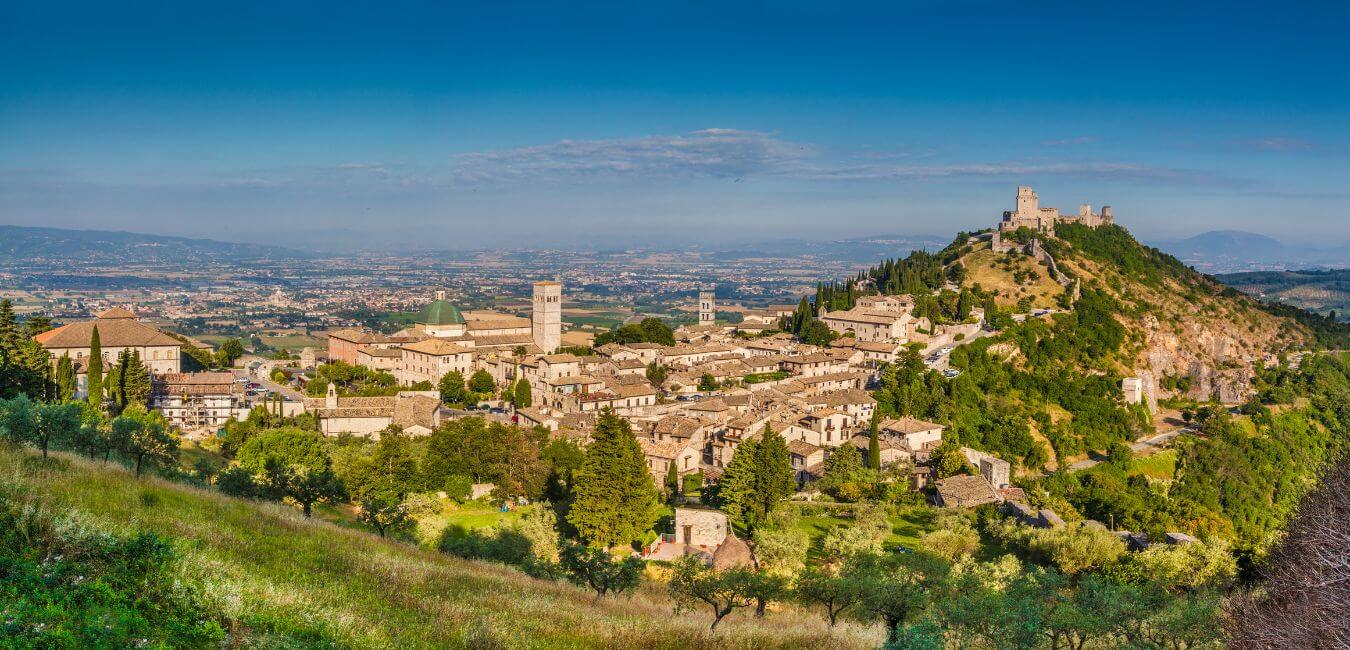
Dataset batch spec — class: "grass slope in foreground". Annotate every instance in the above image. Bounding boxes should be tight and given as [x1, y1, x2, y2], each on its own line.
[0, 446, 874, 648]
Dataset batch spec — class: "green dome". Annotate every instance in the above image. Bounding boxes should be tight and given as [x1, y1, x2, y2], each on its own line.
[415, 299, 465, 326]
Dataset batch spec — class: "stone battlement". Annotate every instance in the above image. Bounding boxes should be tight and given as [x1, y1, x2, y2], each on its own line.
[998, 186, 1113, 234]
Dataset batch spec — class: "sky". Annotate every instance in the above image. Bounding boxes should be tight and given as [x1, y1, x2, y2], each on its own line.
[2, 0, 1348, 250]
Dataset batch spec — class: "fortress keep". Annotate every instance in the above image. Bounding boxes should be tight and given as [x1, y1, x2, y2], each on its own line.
[998, 186, 1113, 234]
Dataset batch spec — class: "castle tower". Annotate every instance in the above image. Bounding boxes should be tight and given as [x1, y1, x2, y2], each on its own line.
[532, 281, 562, 354]
[1101, 205, 1113, 224]
[699, 290, 716, 326]
[1016, 186, 1038, 216]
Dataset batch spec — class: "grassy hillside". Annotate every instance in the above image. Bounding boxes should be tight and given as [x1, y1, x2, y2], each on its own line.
[958, 245, 1065, 310]
[0, 446, 875, 648]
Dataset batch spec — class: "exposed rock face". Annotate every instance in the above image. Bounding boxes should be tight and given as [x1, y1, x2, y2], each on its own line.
[1139, 313, 1257, 404]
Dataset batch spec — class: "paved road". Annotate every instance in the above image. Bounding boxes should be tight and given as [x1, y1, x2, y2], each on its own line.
[923, 327, 996, 371]
[231, 368, 306, 403]
[1068, 428, 1193, 472]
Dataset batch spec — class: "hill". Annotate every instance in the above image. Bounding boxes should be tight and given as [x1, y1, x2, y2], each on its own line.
[0, 225, 305, 263]
[1217, 269, 1350, 321]
[0, 445, 870, 648]
[941, 224, 1326, 403]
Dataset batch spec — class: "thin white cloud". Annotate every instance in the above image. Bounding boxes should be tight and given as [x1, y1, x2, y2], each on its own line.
[448, 129, 812, 183]
[1227, 137, 1315, 152]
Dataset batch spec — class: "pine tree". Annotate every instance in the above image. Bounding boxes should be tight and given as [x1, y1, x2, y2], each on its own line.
[86, 325, 104, 407]
[55, 355, 76, 402]
[567, 409, 659, 547]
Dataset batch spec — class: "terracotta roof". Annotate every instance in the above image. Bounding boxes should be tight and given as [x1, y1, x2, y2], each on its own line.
[787, 440, 821, 457]
[400, 339, 471, 356]
[393, 395, 440, 431]
[36, 316, 183, 349]
[97, 307, 138, 319]
[881, 416, 944, 435]
[935, 475, 1000, 508]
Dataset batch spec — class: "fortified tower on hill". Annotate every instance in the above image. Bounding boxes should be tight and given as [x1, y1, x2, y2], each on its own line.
[532, 281, 562, 354]
[998, 185, 1113, 234]
[699, 290, 716, 326]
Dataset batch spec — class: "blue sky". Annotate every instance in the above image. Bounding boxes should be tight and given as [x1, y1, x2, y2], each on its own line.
[2, 1, 1347, 249]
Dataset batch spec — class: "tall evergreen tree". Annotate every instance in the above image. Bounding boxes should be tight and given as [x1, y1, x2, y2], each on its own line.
[750, 425, 795, 527]
[665, 459, 680, 500]
[514, 378, 532, 408]
[567, 409, 659, 547]
[714, 425, 795, 531]
[868, 413, 882, 469]
[86, 325, 104, 407]
[0, 299, 51, 399]
[55, 355, 76, 402]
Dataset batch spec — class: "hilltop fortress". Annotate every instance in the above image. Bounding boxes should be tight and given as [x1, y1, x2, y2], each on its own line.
[997, 186, 1113, 234]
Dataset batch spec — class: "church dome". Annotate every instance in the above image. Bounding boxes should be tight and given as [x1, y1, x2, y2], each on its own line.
[414, 293, 466, 326]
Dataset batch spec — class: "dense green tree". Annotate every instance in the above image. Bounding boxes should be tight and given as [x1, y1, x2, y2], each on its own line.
[698, 373, 718, 392]
[868, 415, 882, 469]
[438, 370, 468, 406]
[796, 566, 857, 626]
[86, 326, 104, 407]
[567, 409, 659, 548]
[216, 338, 245, 367]
[513, 378, 532, 408]
[357, 495, 412, 538]
[559, 542, 644, 598]
[107, 349, 151, 411]
[54, 355, 76, 402]
[468, 369, 496, 395]
[665, 459, 680, 499]
[667, 555, 761, 632]
[842, 551, 947, 643]
[0, 300, 52, 399]
[236, 427, 331, 476]
[711, 426, 794, 531]
[112, 406, 178, 477]
[21, 315, 53, 336]
[645, 362, 667, 388]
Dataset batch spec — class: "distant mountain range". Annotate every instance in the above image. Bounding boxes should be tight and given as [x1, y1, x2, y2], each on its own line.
[1152, 230, 1348, 273]
[0, 225, 306, 263]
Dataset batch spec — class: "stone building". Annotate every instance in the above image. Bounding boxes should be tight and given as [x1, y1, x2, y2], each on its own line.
[36, 308, 184, 394]
[699, 290, 716, 326]
[149, 372, 249, 431]
[998, 186, 1113, 234]
[532, 281, 562, 354]
[673, 507, 729, 549]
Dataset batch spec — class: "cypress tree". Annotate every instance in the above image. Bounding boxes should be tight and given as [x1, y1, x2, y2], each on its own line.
[568, 409, 659, 547]
[55, 355, 76, 402]
[868, 413, 882, 469]
[86, 325, 104, 407]
[665, 459, 680, 500]
[514, 378, 532, 408]
[122, 350, 152, 408]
